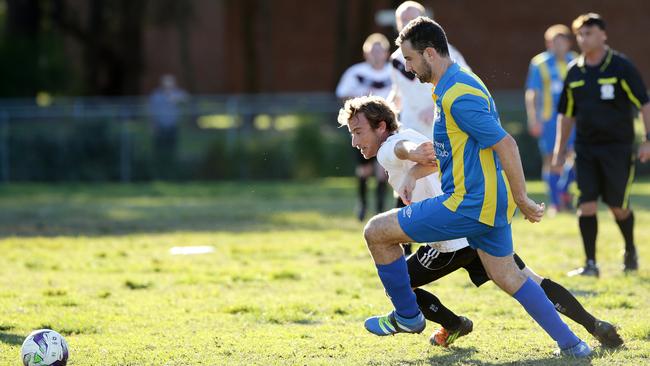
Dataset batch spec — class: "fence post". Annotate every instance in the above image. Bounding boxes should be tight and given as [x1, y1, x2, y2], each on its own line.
[119, 108, 131, 183]
[0, 112, 9, 183]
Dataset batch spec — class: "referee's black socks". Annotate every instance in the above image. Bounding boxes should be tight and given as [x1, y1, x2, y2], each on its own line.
[541, 278, 597, 334]
[615, 211, 636, 255]
[579, 215, 598, 264]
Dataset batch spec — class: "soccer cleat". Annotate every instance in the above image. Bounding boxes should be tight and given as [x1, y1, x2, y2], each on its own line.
[554, 340, 592, 358]
[567, 263, 599, 278]
[623, 252, 638, 272]
[591, 320, 624, 348]
[364, 310, 425, 336]
[430, 316, 473, 347]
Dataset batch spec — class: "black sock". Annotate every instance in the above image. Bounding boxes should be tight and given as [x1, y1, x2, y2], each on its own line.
[616, 211, 636, 255]
[541, 278, 596, 334]
[414, 288, 461, 330]
[579, 215, 597, 264]
[358, 177, 367, 207]
[376, 180, 387, 213]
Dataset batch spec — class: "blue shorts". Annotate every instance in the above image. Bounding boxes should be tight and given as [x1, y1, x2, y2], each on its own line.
[398, 196, 513, 257]
[538, 117, 576, 156]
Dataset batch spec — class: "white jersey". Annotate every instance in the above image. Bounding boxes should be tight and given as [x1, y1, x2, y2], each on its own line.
[376, 128, 469, 252]
[336, 62, 393, 99]
[389, 44, 470, 139]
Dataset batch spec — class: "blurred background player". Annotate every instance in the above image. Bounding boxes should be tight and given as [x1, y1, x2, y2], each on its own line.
[336, 33, 393, 220]
[553, 13, 650, 277]
[387, 1, 470, 253]
[525, 25, 578, 215]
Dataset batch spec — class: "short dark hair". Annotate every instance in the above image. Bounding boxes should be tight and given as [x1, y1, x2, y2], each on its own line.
[396, 16, 449, 57]
[337, 96, 399, 133]
[572, 13, 606, 33]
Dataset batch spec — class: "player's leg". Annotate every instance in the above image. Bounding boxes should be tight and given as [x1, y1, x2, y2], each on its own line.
[472, 227, 590, 357]
[516, 255, 623, 348]
[374, 160, 388, 214]
[602, 146, 637, 272]
[540, 121, 561, 214]
[408, 245, 476, 346]
[355, 153, 373, 221]
[363, 208, 425, 335]
[569, 145, 601, 277]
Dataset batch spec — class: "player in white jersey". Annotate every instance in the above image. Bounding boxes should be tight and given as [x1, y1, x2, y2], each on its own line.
[387, 1, 470, 254]
[387, 1, 470, 139]
[338, 95, 623, 348]
[336, 33, 392, 220]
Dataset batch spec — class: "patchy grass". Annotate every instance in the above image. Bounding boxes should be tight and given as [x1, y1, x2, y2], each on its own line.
[0, 179, 649, 365]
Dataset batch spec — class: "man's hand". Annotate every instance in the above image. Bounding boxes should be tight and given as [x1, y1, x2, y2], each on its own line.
[550, 153, 565, 174]
[398, 173, 417, 205]
[638, 141, 650, 163]
[408, 141, 437, 166]
[516, 197, 545, 223]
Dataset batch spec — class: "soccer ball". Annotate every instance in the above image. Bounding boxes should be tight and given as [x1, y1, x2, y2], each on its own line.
[20, 329, 68, 366]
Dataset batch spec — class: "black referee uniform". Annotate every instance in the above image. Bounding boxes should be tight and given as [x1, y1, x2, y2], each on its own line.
[558, 48, 649, 273]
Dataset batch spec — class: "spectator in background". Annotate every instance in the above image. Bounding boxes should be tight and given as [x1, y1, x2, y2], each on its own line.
[336, 33, 392, 220]
[149, 74, 188, 180]
[525, 25, 578, 215]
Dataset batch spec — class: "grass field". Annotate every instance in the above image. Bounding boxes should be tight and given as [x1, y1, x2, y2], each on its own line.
[0, 179, 649, 365]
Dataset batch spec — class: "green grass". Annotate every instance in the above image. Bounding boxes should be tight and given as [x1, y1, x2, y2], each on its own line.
[1, 179, 649, 365]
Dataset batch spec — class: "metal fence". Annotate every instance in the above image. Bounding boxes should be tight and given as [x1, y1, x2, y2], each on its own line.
[0, 91, 547, 182]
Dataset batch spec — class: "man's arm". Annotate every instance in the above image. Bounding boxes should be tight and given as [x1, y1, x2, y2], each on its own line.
[525, 89, 541, 137]
[397, 163, 438, 205]
[551, 114, 576, 170]
[492, 134, 545, 223]
[638, 102, 650, 162]
[394, 140, 436, 165]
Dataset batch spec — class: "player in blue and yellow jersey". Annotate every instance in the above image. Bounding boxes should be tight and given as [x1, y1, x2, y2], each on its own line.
[526, 25, 578, 213]
[360, 17, 591, 357]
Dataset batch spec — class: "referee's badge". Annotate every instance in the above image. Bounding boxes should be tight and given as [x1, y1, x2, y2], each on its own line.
[600, 84, 615, 100]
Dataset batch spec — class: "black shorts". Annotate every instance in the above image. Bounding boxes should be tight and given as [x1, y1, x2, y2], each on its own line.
[574, 143, 635, 207]
[407, 245, 527, 288]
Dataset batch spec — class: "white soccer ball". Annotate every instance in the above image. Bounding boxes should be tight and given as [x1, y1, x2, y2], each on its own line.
[20, 329, 69, 366]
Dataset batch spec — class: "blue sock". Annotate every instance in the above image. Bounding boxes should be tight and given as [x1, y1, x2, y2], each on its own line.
[376, 256, 420, 318]
[549, 172, 561, 208]
[513, 278, 580, 349]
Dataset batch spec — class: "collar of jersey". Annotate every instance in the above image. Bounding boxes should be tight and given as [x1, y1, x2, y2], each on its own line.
[433, 62, 461, 99]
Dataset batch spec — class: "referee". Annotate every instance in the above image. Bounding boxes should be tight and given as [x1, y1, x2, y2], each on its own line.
[553, 13, 650, 277]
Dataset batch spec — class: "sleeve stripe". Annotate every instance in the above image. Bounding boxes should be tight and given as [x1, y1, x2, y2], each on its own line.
[621, 79, 642, 109]
[565, 88, 575, 117]
[538, 61, 553, 121]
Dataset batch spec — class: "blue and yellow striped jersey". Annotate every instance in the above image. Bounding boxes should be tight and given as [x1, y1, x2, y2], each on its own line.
[526, 51, 578, 123]
[432, 63, 515, 227]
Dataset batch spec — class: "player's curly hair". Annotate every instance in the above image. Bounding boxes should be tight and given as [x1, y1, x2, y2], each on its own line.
[337, 96, 399, 132]
[396, 16, 449, 57]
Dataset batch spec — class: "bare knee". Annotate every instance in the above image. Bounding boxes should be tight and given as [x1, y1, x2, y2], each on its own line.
[578, 201, 597, 216]
[609, 206, 630, 221]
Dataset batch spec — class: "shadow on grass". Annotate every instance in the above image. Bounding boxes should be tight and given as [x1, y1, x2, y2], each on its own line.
[2, 180, 650, 238]
[400, 345, 595, 365]
[0, 182, 362, 237]
[0, 332, 24, 346]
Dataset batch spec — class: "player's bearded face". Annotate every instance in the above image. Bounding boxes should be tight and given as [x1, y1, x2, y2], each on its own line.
[413, 59, 432, 83]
